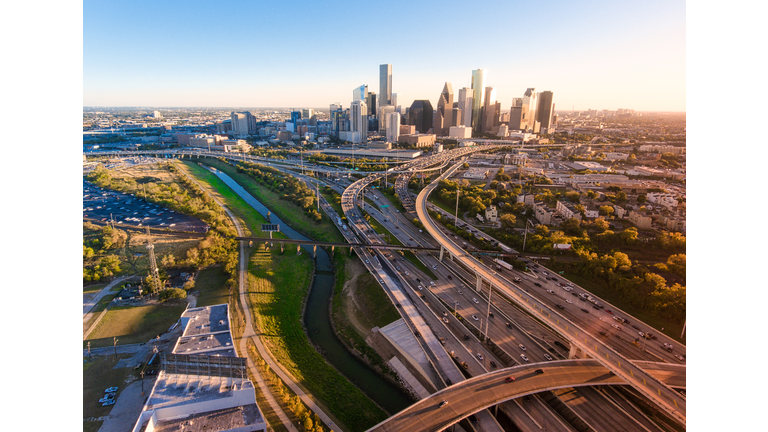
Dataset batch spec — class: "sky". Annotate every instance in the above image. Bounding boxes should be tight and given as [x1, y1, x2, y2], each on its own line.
[83, 0, 685, 112]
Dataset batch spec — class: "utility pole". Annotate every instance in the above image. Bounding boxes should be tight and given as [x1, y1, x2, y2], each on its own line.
[146, 227, 161, 293]
[454, 188, 461, 227]
[485, 273, 495, 341]
[113, 337, 118, 359]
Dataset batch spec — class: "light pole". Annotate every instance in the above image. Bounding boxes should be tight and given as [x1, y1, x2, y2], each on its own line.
[484, 273, 495, 342]
[522, 219, 535, 251]
[113, 337, 118, 359]
[454, 188, 461, 228]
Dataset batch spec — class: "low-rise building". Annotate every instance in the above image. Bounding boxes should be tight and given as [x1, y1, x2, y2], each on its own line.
[517, 193, 535, 206]
[463, 168, 491, 179]
[628, 210, 652, 229]
[399, 134, 436, 147]
[533, 201, 553, 225]
[485, 205, 498, 223]
[448, 125, 472, 139]
[556, 201, 582, 221]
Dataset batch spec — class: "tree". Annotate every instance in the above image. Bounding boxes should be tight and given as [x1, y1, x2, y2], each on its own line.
[598, 205, 615, 216]
[159, 288, 187, 301]
[616, 191, 627, 202]
[619, 227, 638, 243]
[500, 214, 517, 230]
[560, 218, 582, 237]
[592, 218, 610, 233]
[637, 194, 647, 204]
[565, 191, 580, 203]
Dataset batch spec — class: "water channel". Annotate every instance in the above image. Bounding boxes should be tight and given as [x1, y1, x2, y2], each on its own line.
[209, 168, 413, 415]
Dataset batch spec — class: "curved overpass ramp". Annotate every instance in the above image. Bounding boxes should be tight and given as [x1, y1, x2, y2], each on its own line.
[367, 359, 685, 432]
[415, 161, 686, 425]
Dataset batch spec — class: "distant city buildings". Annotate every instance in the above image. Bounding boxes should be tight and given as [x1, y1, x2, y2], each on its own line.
[408, 100, 434, 134]
[470, 69, 485, 134]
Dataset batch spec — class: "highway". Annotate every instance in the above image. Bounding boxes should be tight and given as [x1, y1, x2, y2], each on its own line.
[415, 159, 686, 425]
[365, 359, 684, 432]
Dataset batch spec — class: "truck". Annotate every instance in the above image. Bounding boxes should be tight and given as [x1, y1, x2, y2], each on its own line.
[499, 243, 513, 253]
[493, 258, 513, 271]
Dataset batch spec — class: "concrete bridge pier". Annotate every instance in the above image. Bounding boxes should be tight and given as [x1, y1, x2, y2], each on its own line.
[439, 246, 444, 262]
[476, 274, 483, 292]
[569, 344, 586, 359]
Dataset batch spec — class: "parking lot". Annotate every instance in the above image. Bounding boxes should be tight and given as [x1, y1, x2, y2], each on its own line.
[83, 180, 208, 233]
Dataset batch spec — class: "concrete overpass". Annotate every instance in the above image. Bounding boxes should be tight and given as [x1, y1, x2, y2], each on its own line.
[415, 160, 686, 425]
[366, 359, 685, 432]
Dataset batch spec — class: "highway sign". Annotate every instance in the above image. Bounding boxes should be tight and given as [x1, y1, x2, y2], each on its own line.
[261, 224, 280, 232]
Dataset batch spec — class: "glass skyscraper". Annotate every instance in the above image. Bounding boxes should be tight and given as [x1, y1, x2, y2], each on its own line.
[379, 64, 392, 107]
[471, 69, 485, 135]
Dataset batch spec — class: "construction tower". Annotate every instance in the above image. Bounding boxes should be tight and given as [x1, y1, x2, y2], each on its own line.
[146, 226, 162, 292]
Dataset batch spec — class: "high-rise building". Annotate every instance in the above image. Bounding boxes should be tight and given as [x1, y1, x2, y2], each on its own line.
[379, 64, 392, 106]
[536, 91, 555, 134]
[378, 105, 395, 134]
[391, 93, 397, 110]
[408, 100, 434, 134]
[458, 87, 473, 128]
[470, 69, 486, 134]
[482, 87, 497, 133]
[231, 112, 254, 136]
[350, 100, 368, 143]
[508, 98, 524, 131]
[367, 92, 377, 116]
[353, 85, 368, 102]
[434, 82, 454, 136]
[522, 88, 539, 133]
[301, 108, 314, 120]
[386, 112, 401, 143]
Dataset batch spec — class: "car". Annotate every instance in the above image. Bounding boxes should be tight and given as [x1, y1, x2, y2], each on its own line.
[102, 399, 116, 407]
[632, 325, 640, 330]
[432, 265, 437, 269]
[476, 353, 484, 360]
[534, 282, 542, 287]
[472, 298, 479, 304]
[464, 334, 470, 341]
[99, 393, 116, 403]
[612, 324, 622, 330]
[105, 387, 118, 393]
[581, 308, 589, 313]
[489, 312, 494, 318]
[396, 266, 400, 270]
[675, 354, 685, 361]
[547, 289, 554, 294]
[599, 317, 606, 322]
[651, 334, 658, 340]
[556, 304, 565, 309]
[447, 275, 452, 280]
[518, 343, 527, 351]
[468, 414, 478, 424]
[442, 317, 449, 324]
[534, 369, 545, 376]
[571, 292, 578, 296]
[405, 271, 409, 275]
[472, 315, 479, 321]
[505, 322, 512, 329]
[605, 310, 613, 314]
[638, 331, 645, 337]
[505, 376, 516, 383]
[544, 354, 554, 361]
[430, 281, 435, 286]
[566, 299, 573, 304]
[379, 279, 384, 284]
[490, 361, 497, 368]
[438, 400, 448, 408]
[458, 290, 462, 294]
[520, 354, 529, 362]
[592, 305, 600, 310]
[365, 260, 369, 263]
[543, 272, 548, 276]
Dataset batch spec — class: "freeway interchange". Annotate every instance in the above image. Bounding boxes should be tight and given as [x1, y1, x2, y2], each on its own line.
[92, 146, 687, 431]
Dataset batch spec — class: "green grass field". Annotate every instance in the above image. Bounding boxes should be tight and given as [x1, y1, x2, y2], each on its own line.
[83, 354, 142, 432]
[194, 265, 231, 307]
[248, 248, 387, 431]
[84, 300, 188, 348]
[196, 159, 345, 244]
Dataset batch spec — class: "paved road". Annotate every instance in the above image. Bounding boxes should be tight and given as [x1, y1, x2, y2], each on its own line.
[83, 276, 131, 319]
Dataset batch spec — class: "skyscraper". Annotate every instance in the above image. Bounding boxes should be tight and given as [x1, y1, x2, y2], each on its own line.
[350, 100, 368, 143]
[458, 87, 473, 128]
[522, 88, 538, 132]
[470, 69, 485, 134]
[508, 98, 524, 131]
[482, 87, 497, 133]
[379, 64, 392, 107]
[536, 91, 555, 134]
[378, 105, 395, 134]
[353, 85, 368, 102]
[408, 100, 434, 134]
[386, 112, 401, 143]
[435, 82, 454, 136]
[367, 92, 377, 116]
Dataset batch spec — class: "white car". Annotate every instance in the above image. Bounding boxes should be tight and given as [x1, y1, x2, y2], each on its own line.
[674, 354, 685, 361]
[405, 271, 409, 275]
[566, 299, 573, 304]
[612, 324, 622, 331]
[546, 289, 555, 294]
[476, 353, 484, 361]
[472, 315, 479, 321]
[518, 344, 526, 351]
[472, 298, 479, 304]
[544, 354, 554, 361]
[520, 354, 529, 362]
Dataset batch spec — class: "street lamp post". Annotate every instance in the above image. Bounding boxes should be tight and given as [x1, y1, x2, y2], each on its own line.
[484, 273, 495, 341]
[113, 337, 118, 359]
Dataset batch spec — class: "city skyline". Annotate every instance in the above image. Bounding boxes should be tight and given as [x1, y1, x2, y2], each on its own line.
[84, 1, 685, 112]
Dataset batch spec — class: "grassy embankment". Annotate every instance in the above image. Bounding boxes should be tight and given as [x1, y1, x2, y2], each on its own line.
[185, 160, 388, 431]
[364, 213, 438, 281]
[197, 158, 345, 244]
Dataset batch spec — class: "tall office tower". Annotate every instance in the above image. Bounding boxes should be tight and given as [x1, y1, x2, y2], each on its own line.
[330, 103, 342, 113]
[470, 69, 486, 134]
[481, 86, 497, 133]
[522, 88, 538, 132]
[408, 100, 434, 134]
[378, 105, 395, 134]
[391, 93, 397, 110]
[367, 92, 377, 116]
[353, 85, 368, 102]
[536, 91, 554, 134]
[450, 102, 462, 128]
[508, 98, 524, 130]
[458, 87, 473, 127]
[153, 110, 162, 119]
[434, 82, 454, 136]
[231, 112, 251, 136]
[379, 64, 392, 106]
[386, 112, 401, 143]
[350, 100, 368, 143]
[291, 111, 301, 124]
[301, 108, 314, 120]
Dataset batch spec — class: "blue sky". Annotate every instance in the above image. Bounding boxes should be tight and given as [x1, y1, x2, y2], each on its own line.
[84, 0, 685, 111]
